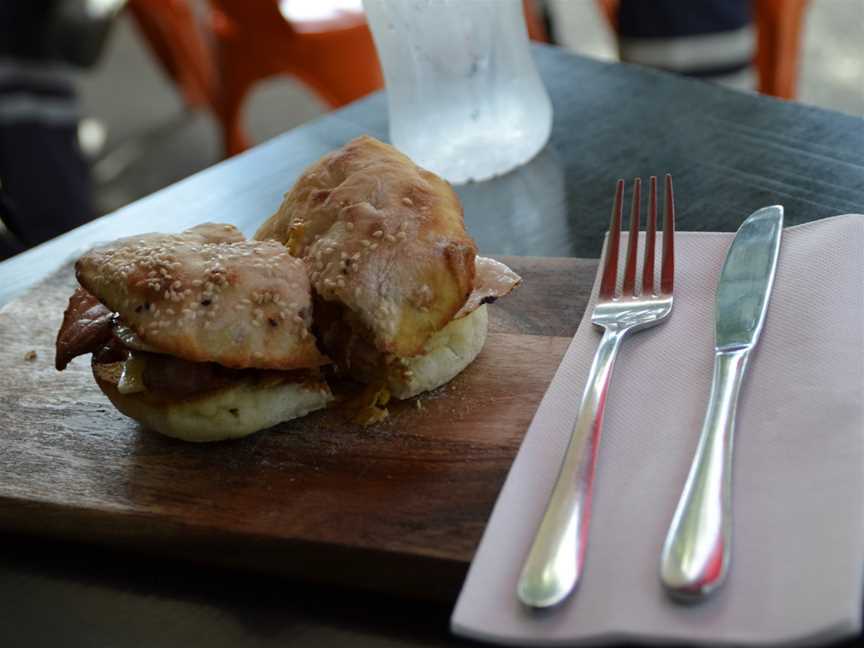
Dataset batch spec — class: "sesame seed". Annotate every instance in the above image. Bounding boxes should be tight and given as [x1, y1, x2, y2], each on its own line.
[385, 234, 396, 243]
[402, 197, 413, 206]
[370, 243, 379, 251]
[372, 230, 383, 238]
[345, 222, 355, 231]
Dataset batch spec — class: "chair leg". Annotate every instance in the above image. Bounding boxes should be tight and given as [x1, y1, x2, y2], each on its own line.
[219, 80, 253, 157]
[753, 0, 809, 99]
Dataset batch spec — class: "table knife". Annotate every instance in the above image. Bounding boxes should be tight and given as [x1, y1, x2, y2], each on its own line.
[660, 205, 784, 602]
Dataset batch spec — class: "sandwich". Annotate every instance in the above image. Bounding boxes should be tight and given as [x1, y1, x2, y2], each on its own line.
[55, 223, 332, 442]
[255, 136, 520, 415]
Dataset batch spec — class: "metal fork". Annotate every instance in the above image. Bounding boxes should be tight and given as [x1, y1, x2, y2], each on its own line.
[517, 175, 676, 608]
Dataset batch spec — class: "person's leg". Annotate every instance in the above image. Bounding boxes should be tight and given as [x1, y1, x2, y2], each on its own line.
[0, 97, 94, 246]
[0, 0, 95, 248]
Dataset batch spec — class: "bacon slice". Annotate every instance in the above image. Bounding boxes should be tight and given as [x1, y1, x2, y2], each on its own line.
[55, 288, 114, 370]
[454, 257, 521, 319]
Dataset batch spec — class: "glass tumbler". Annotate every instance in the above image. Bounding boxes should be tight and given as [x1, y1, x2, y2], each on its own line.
[363, 0, 553, 184]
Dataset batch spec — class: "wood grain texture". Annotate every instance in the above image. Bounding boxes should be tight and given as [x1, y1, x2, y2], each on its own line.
[0, 256, 596, 598]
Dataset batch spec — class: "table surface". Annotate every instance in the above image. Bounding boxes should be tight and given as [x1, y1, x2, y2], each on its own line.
[1, 45, 863, 646]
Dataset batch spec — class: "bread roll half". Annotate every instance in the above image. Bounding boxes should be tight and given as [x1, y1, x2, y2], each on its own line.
[388, 304, 488, 399]
[94, 362, 332, 442]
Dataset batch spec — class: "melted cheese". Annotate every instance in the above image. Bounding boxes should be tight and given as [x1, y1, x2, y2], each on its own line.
[117, 355, 148, 394]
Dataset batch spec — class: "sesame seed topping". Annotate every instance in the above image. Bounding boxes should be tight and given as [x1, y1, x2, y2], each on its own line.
[372, 230, 383, 238]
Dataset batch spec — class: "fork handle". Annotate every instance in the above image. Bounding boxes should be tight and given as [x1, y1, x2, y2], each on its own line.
[660, 347, 750, 601]
[517, 327, 626, 608]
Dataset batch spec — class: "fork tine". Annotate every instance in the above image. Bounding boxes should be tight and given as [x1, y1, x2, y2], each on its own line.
[642, 176, 658, 295]
[599, 179, 624, 298]
[661, 174, 675, 294]
[622, 178, 641, 295]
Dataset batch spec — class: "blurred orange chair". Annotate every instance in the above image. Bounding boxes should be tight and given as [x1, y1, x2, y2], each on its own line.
[128, 0, 551, 157]
[209, 0, 384, 155]
[595, 0, 810, 99]
[128, 0, 383, 157]
[127, 0, 216, 111]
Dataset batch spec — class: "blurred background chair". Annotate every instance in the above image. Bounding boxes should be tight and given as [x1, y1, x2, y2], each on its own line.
[128, 0, 384, 157]
[128, 0, 551, 157]
[595, 0, 810, 99]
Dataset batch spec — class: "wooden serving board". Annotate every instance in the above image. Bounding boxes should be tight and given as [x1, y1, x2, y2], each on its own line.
[0, 257, 597, 600]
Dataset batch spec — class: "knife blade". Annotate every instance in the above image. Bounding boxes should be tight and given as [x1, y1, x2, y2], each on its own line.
[660, 205, 784, 602]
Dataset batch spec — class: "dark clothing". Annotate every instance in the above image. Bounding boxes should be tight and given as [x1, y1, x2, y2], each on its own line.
[0, 110, 93, 247]
[0, 0, 95, 250]
[0, 2, 57, 60]
[618, 0, 751, 40]
[617, 0, 754, 80]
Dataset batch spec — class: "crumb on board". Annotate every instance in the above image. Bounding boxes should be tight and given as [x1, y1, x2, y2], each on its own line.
[415, 399, 422, 410]
[24, 350, 37, 361]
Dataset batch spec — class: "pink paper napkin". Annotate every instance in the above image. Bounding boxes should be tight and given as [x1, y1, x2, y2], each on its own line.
[452, 214, 864, 646]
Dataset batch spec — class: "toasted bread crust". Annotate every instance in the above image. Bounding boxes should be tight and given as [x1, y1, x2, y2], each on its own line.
[255, 136, 477, 357]
[76, 224, 328, 370]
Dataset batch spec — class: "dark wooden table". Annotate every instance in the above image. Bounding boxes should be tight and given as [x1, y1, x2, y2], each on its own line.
[1, 45, 862, 646]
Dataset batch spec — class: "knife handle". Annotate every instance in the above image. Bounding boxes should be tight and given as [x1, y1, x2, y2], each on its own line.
[660, 347, 750, 602]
